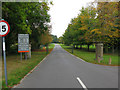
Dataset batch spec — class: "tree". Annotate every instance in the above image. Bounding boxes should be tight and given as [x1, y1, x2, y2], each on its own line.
[2, 1, 52, 53]
[62, 1, 119, 60]
[58, 36, 63, 44]
[51, 35, 58, 43]
[96, 2, 119, 53]
[40, 30, 52, 46]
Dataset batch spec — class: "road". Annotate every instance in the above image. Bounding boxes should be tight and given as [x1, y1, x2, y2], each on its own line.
[16, 44, 118, 89]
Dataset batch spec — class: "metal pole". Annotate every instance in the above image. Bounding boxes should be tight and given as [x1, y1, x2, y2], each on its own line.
[72, 45, 73, 54]
[20, 52, 22, 61]
[47, 45, 49, 54]
[46, 45, 48, 54]
[25, 52, 27, 60]
[26, 52, 27, 60]
[3, 37, 8, 86]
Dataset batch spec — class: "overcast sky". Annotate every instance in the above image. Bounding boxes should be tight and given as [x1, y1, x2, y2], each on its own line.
[49, 0, 94, 38]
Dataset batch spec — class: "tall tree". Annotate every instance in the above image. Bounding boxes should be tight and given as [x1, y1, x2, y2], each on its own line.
[2, 1, 52, 53]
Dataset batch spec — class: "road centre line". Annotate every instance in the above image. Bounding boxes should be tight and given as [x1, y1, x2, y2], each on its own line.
[77, 77, 88, 90]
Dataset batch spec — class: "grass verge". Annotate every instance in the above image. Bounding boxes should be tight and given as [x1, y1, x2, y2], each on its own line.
[60, 44, 119, 66]
[2, 44, 55, 88]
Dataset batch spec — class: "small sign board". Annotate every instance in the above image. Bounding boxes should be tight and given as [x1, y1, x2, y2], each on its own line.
[18, 34, 29, 53]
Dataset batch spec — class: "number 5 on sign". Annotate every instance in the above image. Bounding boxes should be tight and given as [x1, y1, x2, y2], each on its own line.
[0, 20, 10, 37]
[0, 20, 10, 86]
[0, 25, 6, 32]
[2, 25, 6, 32]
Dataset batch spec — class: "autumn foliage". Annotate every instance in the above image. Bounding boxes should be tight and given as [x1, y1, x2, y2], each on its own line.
[62, 1, 119, 53]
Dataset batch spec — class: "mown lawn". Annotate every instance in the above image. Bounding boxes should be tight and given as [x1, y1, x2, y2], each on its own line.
[2, 44, 55, 88]
[60, 44, 119, 66]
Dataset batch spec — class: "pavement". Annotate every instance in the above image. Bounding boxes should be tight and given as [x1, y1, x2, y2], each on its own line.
[15, 44, 118, 89]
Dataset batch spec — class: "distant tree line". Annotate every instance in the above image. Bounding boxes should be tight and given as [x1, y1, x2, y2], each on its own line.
[2, 1, 53, 53]
[51, 35, 58, 43]
[61, 2, 119, 53]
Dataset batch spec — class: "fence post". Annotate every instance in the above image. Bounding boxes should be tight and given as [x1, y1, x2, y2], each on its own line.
[109, 57, 112, 65]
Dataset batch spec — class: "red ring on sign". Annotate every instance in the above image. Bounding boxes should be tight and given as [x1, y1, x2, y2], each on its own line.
[0, 20, 10, 37]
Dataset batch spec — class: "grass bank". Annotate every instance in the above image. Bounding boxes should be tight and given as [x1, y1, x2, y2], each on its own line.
[2, 44, 55, 88]
[60, 44, 119, 66]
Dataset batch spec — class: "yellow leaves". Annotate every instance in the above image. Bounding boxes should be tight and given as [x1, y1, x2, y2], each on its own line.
[81, 20, 84, 23]
[40, 31, 52, 45]
[80, 16, 84, 19]
[90, 29, 103, 36]
[109, 23, 114, 26]
[91, 29, 99, 33]
[88, 15, 91, 19]
[114, 24, 118, 27]
[111, 29, 119, 37]
[109, 34, 113, 38]
[79, 26, 87, 30]
[80, 15, 90, 20]
[97, 32, 101, 34]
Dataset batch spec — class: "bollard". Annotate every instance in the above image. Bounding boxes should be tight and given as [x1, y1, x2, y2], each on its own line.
[98, 57, 101, 63]
[109, 57, 112, 65]
[28, 44, 31, 59]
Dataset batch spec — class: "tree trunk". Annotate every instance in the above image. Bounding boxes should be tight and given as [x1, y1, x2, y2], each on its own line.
[76, 45, 78, 49]
[46, 44, 49, 54]
[115, 47, 118, 53]
[73, 45, 75, 48]
[88, 44, 90, 51]
[80, 45, 82, 49]
[95, 43, 98, 60]
[105, 44, 108, 53]
[112, 45, 114, 54]
[72, 45, 74, 54]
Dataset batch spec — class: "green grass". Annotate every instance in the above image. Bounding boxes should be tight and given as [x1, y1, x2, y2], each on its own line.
[78, 45, 96, 49]
[60, 44, 119, 66]
[48, 43, 55, 49]
[2, 44, 55, 88]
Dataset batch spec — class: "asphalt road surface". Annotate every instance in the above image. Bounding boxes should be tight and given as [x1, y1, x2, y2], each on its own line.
[16, 44, 118, 89]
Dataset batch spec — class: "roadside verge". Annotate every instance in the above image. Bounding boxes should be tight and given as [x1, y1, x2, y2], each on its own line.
[2, 44, 55, 88]
[60, 44, 119, 66]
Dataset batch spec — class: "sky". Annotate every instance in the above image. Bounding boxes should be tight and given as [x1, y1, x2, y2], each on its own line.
[49, 0, 94, 38]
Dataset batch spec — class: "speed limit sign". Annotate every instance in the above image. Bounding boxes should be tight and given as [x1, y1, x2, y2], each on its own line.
[0, 20, 10, 86]
[0, 20, 10, 37]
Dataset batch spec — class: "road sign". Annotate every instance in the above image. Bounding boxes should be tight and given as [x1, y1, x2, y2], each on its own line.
[0, 20, 10, 37]
[0, 20, 10, 86]
[18, 34, 29, 53]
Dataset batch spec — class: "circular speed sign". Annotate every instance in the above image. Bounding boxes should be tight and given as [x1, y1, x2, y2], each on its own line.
[0, 20, 10, 37]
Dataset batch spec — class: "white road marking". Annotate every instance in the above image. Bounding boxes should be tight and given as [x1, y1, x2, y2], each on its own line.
[70, 53, 86, 62]
[76, 57, 86, 62]
[77, 77, 88, 90]
[62, 47, 87, 63]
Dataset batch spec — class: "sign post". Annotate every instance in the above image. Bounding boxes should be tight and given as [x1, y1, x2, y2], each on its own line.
[0, 20, 10, 86]
[2, 37, 8, 86]
[20, 52, 22, 61]
[18, 34, 29, 60]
